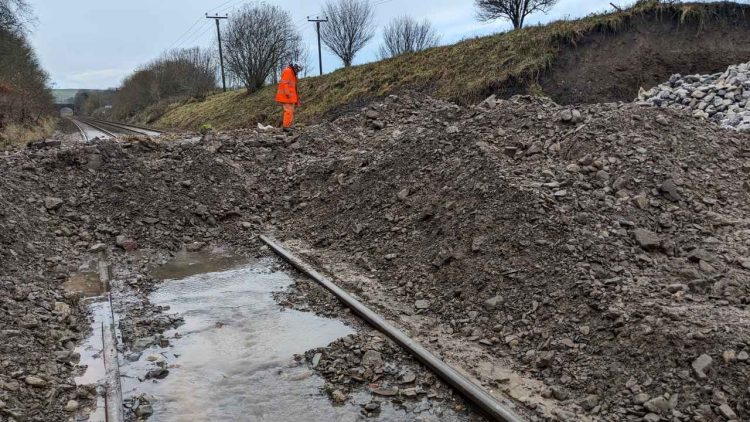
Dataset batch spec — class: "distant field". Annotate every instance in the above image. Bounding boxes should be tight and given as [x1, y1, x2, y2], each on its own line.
[51, 89, 80, 104]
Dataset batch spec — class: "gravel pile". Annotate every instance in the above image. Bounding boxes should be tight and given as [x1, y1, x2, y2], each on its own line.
[638, 61, 750, 130]
[1, 90, 749, 421]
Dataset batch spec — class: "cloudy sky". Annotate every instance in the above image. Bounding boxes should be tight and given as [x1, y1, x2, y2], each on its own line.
[28, 0, 631, 89]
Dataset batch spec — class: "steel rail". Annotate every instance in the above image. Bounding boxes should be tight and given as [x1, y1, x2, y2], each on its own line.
[81, 117, 163, 136]
[75, 117, 135, 137]
[259, 235, 525, 422]
[70, 117, 119, 140]
[98, 259, 124, 422]
[66, 117, 89, 142]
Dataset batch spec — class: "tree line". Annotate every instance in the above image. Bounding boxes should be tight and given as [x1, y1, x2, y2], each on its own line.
[109, 47, 217, 120]
[0, 0, 54, 138]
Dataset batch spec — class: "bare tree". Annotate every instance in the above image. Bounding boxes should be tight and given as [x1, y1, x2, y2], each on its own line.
[475, 0, 559, 29]
[111, 47, 217, 119]
[273, 33, 309, 83]
[320, 0, 375, 67]
[0, 0, 34, 34]
[222, 3, 301, 92]
[378, 16, 439, 59]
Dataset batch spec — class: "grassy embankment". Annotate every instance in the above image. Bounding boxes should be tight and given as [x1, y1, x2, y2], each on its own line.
[0, 118, 56, 149]
[154, 1, 747, 130]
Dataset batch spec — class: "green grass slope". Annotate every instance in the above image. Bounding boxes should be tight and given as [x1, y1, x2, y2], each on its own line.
[155, 1, 749, 130]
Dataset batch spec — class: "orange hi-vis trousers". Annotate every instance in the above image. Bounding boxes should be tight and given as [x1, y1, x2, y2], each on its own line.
[283, 104, 295, 128]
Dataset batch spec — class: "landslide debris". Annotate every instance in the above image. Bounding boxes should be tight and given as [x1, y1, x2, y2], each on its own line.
[639, 61, 750, 131]
[1, 89, 749, 421]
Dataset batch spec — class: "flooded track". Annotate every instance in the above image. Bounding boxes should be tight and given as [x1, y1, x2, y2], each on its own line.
[74, 252, 478, 421]
[67, 117, 163, 141]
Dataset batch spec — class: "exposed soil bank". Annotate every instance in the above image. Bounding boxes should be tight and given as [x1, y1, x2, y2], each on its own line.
[540, 5, 750, 104]
[2, 91, 749, 421]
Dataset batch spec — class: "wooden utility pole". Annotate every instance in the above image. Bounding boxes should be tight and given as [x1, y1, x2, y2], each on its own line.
[307, 16, 328, 76]
[206, 13, 228, 92]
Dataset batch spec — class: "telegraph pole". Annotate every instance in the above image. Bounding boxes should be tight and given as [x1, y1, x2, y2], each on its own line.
[206, 13, 228, 92]
[307, 16, 328, 76]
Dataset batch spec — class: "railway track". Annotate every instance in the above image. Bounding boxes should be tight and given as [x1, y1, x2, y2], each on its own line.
[88, 240, 524, 422]
[67, 117, 163, 142]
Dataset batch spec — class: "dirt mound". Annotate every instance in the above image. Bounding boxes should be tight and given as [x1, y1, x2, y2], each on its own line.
[638, 60, 750, 130]
[541, 2, 750, 105]
[2, 90, 750, 420]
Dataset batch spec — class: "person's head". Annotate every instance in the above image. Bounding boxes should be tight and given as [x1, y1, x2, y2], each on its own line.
[290, 63, 302, 74]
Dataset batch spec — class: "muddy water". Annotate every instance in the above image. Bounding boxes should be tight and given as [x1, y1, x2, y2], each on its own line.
[73, 301, 110, 421]
[63, 271, 103, 298]
[121, 256, 473, 421]
[121, 258, 363, 421]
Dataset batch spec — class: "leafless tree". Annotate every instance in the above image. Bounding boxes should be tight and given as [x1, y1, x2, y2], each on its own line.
[475, 0, 559, 29]
[378, 16, 439, 59]
[222, 4, 301, 92]
[0, 0, 34, 34]
[273, 33, 309, 83]
[320, 0, 375, 67]
[0, 26, 53, 129]
[157, 47, 217, 98]
[111, 47, 217, 119]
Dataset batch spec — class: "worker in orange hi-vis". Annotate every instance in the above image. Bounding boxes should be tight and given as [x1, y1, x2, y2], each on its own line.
[275, 63, 301, 131]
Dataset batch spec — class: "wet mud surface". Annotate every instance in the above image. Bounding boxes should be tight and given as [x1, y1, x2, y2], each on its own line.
[113, 252, 480, 421]
[2, 90, 749, 421]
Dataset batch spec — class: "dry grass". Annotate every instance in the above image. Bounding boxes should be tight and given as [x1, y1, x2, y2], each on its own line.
[155, 1, 750, 131]
[0, 117, 57, 150]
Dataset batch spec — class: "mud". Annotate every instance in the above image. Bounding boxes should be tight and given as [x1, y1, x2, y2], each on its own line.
[1, 90, 749, 421]
[540, 6, 750, 105]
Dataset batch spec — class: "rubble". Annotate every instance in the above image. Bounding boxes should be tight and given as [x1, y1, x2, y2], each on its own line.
[638, 61, 750, 130]
[1, 89, 749, 420]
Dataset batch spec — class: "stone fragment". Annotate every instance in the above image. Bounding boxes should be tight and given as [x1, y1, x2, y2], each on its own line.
[146, 368, 169, 379]
[722, 350, 736, 363]
[691, 354, 712, 379]
[135, 404, 154, 417]
[414, 300, 430, 310]
[44, 197, 63, 210]
[24, 376, 45, 387]
[659, 179, 682, 202]
[361, 350, 383, 369]
[643, 414, 660, 422]
[644, 396, 670, 413]
[718, 403, 737, 419]
[687, 249, 715, 263]
[64, 400, 79, 412]
[580, 394, 599, 410]
[115, 235, 138, 252]
[484, 295, 503, 310]
[89, 242, 107, 253]
[633, 229, 661, 251]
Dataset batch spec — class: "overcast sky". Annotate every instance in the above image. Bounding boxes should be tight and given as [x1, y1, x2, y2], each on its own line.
[28, 0, 634, 89]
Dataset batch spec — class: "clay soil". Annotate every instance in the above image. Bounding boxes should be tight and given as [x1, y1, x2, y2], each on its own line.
[1, 92, 749, 421]
[539, 11, 750, 105]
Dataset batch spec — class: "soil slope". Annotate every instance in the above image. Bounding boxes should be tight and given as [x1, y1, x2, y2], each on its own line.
[2, 91, 749, 420]
[152, 1, 750, 130]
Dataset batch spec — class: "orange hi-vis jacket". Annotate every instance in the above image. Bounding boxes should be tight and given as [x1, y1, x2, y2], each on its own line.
[275, 66, 299, 105]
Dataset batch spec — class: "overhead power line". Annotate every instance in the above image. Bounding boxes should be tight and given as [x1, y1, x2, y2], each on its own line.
[165, 16, 204, 51]
[308, 16, 329, 76]
[174, 20, 213, 49]
[206, 13, 229, 92]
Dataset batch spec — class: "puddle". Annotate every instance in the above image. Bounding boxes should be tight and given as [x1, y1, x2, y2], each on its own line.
[73, 301, 110, 421]
[123, 260, 359, 420]
[64, 271, 103, 298]
[122, 257, 473, 421]
[151, 249, 251, 281]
